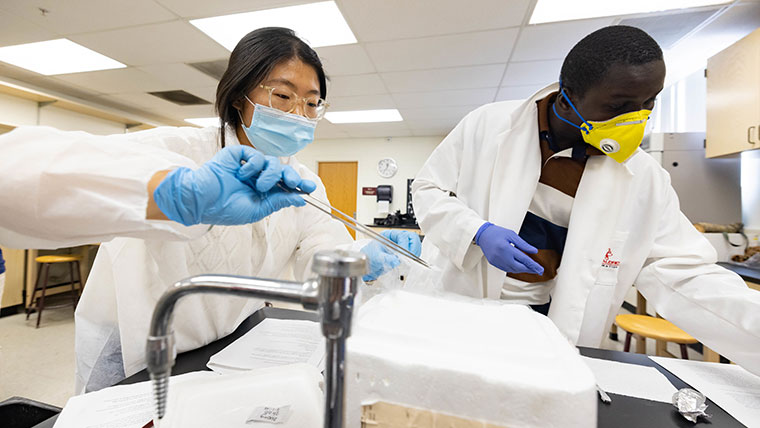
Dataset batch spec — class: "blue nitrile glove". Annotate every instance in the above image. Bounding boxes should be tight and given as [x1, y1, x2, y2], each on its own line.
[360, 230, 422, 282]
[475, 222, 544, 275]
[382, 230, 422, 257]
[153, 146, 316, 226]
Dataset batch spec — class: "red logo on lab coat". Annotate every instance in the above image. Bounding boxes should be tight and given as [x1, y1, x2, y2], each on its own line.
[601, 248, 620, 269]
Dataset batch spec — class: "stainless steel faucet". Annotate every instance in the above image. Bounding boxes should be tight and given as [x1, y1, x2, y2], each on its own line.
[145, 249, 366, 428]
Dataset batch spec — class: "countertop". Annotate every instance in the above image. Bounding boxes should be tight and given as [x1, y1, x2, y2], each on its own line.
[717, 261, 760, 283]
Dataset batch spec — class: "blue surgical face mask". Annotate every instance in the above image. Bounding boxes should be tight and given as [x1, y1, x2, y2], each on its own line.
[238, 96, 317, 157]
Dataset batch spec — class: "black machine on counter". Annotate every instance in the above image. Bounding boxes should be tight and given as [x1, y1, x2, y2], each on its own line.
[373, 179, 418, 227]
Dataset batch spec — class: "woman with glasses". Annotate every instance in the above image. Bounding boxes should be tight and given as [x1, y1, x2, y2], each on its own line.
[0, 27, 420, 393]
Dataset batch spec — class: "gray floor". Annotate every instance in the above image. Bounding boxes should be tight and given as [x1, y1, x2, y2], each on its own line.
[0, 302, 703, 409]
[0, 306, 76, 408]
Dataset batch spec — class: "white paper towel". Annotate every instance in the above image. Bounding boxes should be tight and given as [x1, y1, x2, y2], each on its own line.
[377, 200, 390, 216]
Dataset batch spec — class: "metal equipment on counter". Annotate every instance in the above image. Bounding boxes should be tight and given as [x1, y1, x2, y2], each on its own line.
[276, 183, 430, 269]
[145, 250, 367, 428]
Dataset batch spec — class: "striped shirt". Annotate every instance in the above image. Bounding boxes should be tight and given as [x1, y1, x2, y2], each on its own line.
[501, 92, 603, 305]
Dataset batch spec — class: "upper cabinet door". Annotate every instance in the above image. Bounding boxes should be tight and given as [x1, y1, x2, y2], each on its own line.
[706, 28, 760, 158]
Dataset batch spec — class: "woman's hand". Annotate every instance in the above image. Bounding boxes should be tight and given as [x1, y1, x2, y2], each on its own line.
[147, 146, 315, 226]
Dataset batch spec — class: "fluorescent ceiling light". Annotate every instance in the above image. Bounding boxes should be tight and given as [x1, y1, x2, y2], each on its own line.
[185, 117, 219, 127]
[190, 1, 356, 50]
[530, 0, 731, 24]
[325, 109, 403, 124]
[0, 39, 125, 75]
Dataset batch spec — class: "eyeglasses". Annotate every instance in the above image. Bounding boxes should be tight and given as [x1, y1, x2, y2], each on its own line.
[259, 84, 328, 120]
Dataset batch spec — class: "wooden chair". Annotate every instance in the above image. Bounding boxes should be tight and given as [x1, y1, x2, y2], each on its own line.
[26, 255, 83, 328]
[615, 314, 697, 359]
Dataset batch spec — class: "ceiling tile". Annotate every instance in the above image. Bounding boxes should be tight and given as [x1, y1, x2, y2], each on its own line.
[90, 94, 188, 126]
[316, 44, 376, 76]
[154, 0, 311, 19]
[0, 10, 57, 46]
[502, 59, 562, 87]
[54, 68, 171, 94]
[327, 74, 388, 97]
[174, 104, 217, 119]
[365, 29, 519, 72]
[315, 120, 350, 139]
[410, 126, 453, 137]
[341, 121, 413, 138]
[107, 91, 215, 120]
[339, 0, 532, 42]
[327, 94, 396, 111]
[399, 105, 478, 124]
[184, 86, 219, 103]
[381, 64, 505, 93]
[402, 116, 460, 130]
[392, 88, 497, 109]
[137, 63, 220, 88]
[510, 18, 616, 62]
[108, 91, 180, 112]
[495, 85, 544, 101]
[0, 0, 178, 35]
[70, 21, 229, 66]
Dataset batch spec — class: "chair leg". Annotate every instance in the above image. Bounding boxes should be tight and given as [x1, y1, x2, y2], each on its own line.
[680, 344, 689, 360]
[624, 332, 633, 352]
[74, 260, 83, 297]
[26, 263, 44, 320]
[36, 264, 50, 328]
[68, 262, 78, 308]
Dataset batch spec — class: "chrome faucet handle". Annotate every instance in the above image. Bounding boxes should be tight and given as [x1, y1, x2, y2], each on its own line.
[312, 250, 367, 428]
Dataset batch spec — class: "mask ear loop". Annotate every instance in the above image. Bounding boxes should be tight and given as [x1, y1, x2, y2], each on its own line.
[553, 85, 593, 135]
[237, 95, 259, 129]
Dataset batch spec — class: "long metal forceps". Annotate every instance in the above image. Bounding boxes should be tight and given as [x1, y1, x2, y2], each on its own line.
[276, 183, 431, 270]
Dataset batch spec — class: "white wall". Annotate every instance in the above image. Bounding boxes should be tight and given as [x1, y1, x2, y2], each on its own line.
[651, 69, 706, 133]
[0, 93, 38, 127]
[297, 136, 442, 225]
[0, 93, 125, 134]
[650, 70, 760, 241]
[38, 105, 125, 135]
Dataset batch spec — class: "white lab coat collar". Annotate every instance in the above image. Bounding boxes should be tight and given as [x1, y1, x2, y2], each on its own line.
[484, 83, 638, 342]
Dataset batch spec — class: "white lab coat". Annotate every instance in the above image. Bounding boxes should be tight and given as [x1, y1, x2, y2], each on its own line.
[0, 125, 352, 392]
[412, 83, 760, 375]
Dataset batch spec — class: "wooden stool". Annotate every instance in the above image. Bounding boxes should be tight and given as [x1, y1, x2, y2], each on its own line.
[26, 255, 83, 328]
[615, 314, 697, 359]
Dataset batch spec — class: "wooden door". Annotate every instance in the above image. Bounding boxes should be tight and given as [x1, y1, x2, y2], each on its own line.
[318, 161, 358, 239]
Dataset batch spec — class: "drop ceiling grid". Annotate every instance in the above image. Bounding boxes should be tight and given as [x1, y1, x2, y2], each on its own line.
[0, 0, 752, 135]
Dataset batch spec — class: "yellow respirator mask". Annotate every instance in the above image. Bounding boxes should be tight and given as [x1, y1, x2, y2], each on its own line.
[553, 88, 650, 163]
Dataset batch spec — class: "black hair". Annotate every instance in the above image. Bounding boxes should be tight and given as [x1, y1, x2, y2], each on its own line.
[215, 27, 327, 148]
[559, 25, 663, 99]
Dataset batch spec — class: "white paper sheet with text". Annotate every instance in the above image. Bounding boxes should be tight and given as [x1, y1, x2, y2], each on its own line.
[581, 356, 678, 403]
[651, 356, 760, 428]
[207, 318, 324, 374]
[53, 371, 217, 428]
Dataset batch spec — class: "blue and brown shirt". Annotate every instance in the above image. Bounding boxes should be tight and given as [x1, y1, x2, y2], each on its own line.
[501, 92, 602, 305]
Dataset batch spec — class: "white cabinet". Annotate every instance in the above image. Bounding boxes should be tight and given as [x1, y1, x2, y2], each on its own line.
[706, 27, 760, 158]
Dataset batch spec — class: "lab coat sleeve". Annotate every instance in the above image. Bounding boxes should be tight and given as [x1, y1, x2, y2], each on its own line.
[291, 177, 354, 281]
[412, 114, 486, 271]
[635, 181, 760, 376]
[0, 126, 207, 249]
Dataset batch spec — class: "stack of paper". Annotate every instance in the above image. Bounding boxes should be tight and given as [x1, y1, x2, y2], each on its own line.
[651, 356, 760, 428]
[53, 371, 216, 428]
[207, 318, 325, 374]
[160, 363, 324, 428]
[581, 356, 678, 403]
